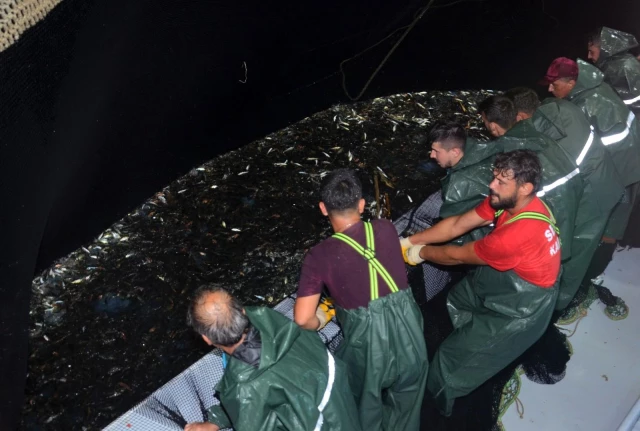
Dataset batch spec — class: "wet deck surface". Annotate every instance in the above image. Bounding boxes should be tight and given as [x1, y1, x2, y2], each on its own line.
[501, 247, 640, 431]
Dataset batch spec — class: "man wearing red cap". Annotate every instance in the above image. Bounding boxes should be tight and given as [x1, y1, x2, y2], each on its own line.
[506, 87, 625, 311]
[542, 57, 640, 288]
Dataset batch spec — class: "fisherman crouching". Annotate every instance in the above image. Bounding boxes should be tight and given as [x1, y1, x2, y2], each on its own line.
[184, 284, 361, 431]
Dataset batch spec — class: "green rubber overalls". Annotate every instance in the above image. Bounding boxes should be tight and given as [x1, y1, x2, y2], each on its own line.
[427, 209, 560, 416]
[332, 222, 429, 431]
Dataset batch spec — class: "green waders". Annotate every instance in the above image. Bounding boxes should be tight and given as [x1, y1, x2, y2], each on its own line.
[427, 211, 560, 416]
[332, 222, 429, 431]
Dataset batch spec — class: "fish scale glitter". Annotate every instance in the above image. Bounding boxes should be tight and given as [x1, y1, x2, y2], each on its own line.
[24, 89, 494, 429]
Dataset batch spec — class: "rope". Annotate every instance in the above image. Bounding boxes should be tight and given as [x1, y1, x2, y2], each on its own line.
[340, 0, 437, 101]
[556, 309, 588, 337]
[515, 396, 525, 419]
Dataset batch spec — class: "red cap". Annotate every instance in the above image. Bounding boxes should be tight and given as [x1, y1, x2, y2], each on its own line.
[540, 57, 578, 85]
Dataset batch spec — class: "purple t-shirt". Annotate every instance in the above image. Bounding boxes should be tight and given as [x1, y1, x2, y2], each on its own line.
[297, 219, 408, 309]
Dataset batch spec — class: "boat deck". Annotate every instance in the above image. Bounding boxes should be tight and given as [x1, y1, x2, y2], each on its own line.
[501, 247, 640, 431]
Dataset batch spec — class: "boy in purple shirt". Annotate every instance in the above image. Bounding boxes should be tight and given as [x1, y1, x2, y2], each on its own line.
[294, 168, 428, 431]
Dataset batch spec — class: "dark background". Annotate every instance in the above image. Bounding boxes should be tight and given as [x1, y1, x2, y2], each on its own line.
[1, 0, 638, 427]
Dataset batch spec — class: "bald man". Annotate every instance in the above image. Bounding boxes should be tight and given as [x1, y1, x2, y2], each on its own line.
[184, 285, 361, 431]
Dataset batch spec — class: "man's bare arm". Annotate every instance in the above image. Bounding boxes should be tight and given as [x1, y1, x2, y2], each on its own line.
[408, 207, 492, 245]
[293, 294, 321, 330]
[419, 241, 487, 266]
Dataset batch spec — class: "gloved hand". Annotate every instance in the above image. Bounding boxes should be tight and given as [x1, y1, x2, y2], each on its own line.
[400, 237, 413, 263]
[405, 245, 426, 266]
[316, 297, 336, 330]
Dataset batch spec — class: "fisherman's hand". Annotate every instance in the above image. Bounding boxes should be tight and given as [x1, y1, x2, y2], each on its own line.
[315, 297, 336, 330]
[184, 422, 219, 431]
[405, 245, 426, 266]
[400, 237, 414, 263]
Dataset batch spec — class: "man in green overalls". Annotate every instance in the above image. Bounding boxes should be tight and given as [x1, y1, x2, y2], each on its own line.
[506, 87, 625, 309]
[294, 168, 428, 431]
[543, 56, 640, 286]
[587, 27, 640, 114]
[405, 150, 561, 416]
[184, 285, 362, 431]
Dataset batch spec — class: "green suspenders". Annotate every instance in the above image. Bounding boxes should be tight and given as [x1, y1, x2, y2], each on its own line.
[495, 200, 560, 235]
[332, 222, 399, 301]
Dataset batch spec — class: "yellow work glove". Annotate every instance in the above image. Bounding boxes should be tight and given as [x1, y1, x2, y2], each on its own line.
[315, 297, 336, 330]
[400, 237, 413, 264]
[405, 245, 426, 266]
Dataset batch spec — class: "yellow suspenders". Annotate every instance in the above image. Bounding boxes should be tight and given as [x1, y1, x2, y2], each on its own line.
[332, 222, 399, 301]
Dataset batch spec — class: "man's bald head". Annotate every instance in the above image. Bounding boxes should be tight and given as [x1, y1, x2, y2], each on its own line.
[187, 285, 249, 347]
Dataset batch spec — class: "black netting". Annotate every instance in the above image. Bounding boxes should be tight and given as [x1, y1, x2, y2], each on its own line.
[519, 323, 570, 385]
[394, 191, 453, 301]
[594, 284, 619, 307]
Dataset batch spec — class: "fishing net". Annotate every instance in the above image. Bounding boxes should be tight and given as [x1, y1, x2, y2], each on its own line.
[394, 190, 453, 301]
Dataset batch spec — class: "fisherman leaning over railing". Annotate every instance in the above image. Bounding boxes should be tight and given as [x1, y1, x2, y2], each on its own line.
[183, 285, 361, 431]
[293, 168, 428, 431]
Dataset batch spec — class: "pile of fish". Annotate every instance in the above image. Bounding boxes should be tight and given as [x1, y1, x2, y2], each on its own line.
[24, 89, 494, 429]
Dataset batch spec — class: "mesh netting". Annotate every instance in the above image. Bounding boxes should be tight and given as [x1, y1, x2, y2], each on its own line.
[394, 191, 452, 301]
[519, 323, 570, 384]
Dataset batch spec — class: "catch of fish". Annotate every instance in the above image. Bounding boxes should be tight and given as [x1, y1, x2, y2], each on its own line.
[24, 89, 494, 429]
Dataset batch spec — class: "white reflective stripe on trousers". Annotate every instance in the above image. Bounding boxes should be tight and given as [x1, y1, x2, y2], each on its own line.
[537, 168, 581, 197]
[623, 94, 640, 105]
[313, 350, 336, 431]
[576, 128, 595, 166]
[601, 111, 636, 146]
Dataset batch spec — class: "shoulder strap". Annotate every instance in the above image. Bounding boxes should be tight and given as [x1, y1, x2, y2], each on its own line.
[495, 200, 559, 234]
[332, 222, 399, 301]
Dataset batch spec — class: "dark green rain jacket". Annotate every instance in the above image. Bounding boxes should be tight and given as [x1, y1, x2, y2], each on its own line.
[439, 137, 502, 244]
[497, 119, 583, 262]
[567, 59, 640, 187]
[207, 307, 362, 431]
[335, 288, 428, 431]
[533, 98, 624, 309]
[428, 254, 559, 416]
[596, 27, 640, 112]
[439, 122, 582, 257]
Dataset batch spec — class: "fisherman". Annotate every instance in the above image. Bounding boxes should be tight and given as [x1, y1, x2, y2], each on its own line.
[587, 27, 640, 114]
[184, 284, 362, 431]
[402, 96, 582, 268]
[428, 121, 500, 242]
[395, 122, 498, 300]
[506, 87, 624, 310]
[293, 168, 428, 431]
[404, 150, 560, 416]
[542, 57, 640, 283]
